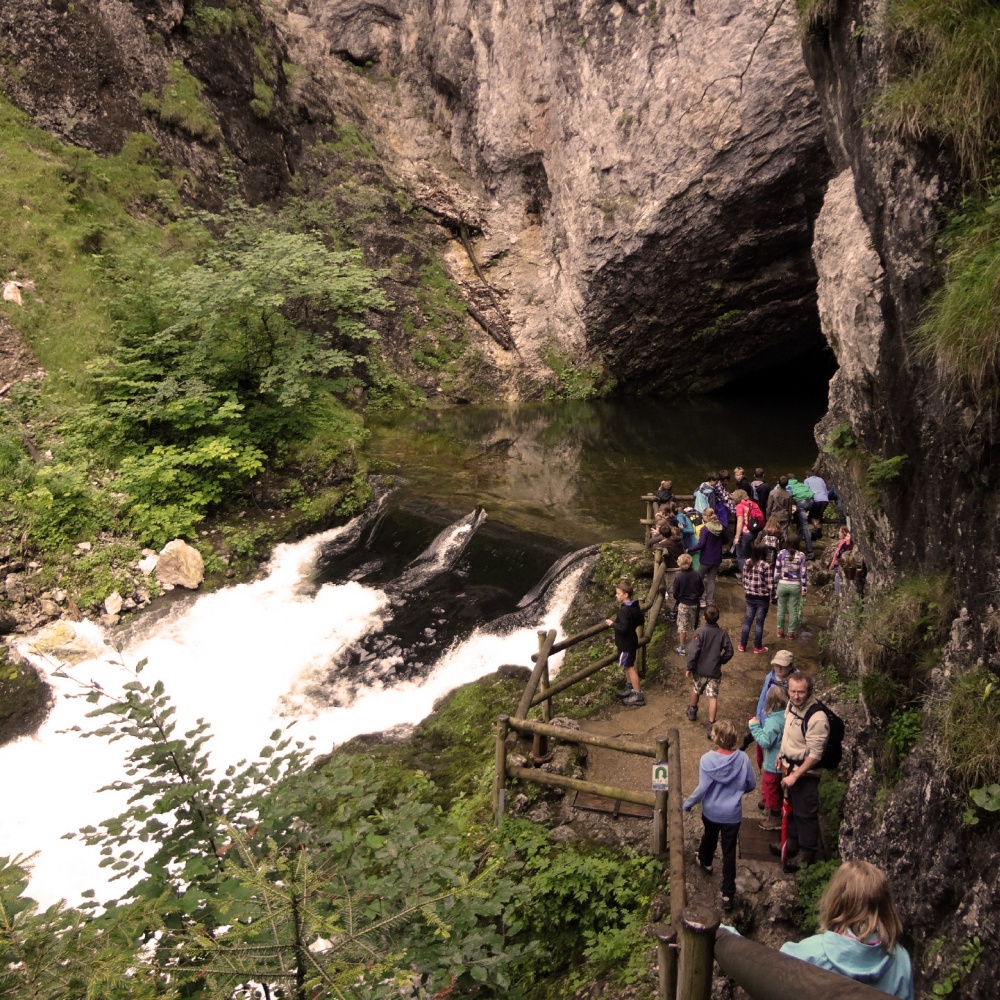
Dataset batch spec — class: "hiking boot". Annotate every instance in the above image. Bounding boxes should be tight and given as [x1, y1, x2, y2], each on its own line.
[753, 646, 768, 654]
[616, 685, 634, 698]
[686, 705, 698, 722]
[695, 854, 713, 875]
[737, 644, 746, 653]
[782, 859, 800, 874]
[768, 843, 783, 858]
[760, 818, 782, 831]
[621, 690, 645, 707]
[721, 895, 734, 912]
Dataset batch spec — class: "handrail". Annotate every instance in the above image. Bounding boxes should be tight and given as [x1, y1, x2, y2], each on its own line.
[506, 764, 656, 808]
[508, 716, 659, 757]
[666, 726, 686, 928]
[713, 928, 900, 999]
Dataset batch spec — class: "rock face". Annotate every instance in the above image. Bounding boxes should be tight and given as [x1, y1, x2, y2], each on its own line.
[281, 0, 833, 390]
[803, 3, 1000, 996]
[155, 539, 205, 590]
[0, 0, 298, 204]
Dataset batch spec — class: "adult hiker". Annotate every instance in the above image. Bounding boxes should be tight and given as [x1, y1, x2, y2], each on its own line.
[766, 475, 793, 530]
[780, 861, 914, 999]
[685, 603, 734, 736]
[687, 507, 729, 608]
[804, 469, 831, 530]
[741, 648, 795, 768]
[787, 474, 815, 558]
[607, 578, 645, 706]
[773, 670, 829, 872]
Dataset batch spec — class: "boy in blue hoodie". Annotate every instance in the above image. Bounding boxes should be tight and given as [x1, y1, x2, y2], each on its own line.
[684, 719, 756, 912]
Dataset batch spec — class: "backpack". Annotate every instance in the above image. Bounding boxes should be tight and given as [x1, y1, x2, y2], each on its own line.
[802, 701, 845, 769]
[744, 500, 764, 534]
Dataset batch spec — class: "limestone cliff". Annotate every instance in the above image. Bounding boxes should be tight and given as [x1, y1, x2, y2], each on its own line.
[804, 2, 1000, 995]
[280, 0, 834, 392]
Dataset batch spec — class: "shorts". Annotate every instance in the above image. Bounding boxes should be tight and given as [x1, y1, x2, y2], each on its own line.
[618, 650, 636, 668]
[692, 675, 720, 698]
[676, 602, 697, 634]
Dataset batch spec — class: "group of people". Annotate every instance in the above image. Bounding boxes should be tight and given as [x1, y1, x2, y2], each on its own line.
[683, 654, 913, 998]
[611, 472, 913, 998]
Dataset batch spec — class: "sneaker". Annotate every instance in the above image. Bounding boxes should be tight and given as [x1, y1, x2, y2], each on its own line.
[616, 685, 633, 698]
[621, 690, 645, 707]
[675, 645, 686, 655]
[737, 644, 746, 653]
[695, 854, 713, 875]
[753, 646, 768, 654]
[686, 705, 698, 722]
[776, 630, 784, 638]
[760, 819, 782, 831]
[706, 724, 714, 741]
[721, 895, 734, 912]
[788, 632, 796, 640]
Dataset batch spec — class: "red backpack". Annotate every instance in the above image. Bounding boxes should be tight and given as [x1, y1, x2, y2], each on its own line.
[743, 500, 764, 534]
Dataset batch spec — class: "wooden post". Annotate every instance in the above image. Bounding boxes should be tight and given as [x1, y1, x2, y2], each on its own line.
[531, 630, 553, 764]
[648, 923, 678, 1000]
[677, 906, 720, 1000]
[493, 714, 509, 826]
[667, 727, 686, 929]
[652, 736, 669, 857]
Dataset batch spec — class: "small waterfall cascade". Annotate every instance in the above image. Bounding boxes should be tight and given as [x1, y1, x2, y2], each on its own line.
[3, 506, 593, 908]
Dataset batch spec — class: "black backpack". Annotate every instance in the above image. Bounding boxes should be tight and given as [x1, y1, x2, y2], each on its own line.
[802, 701, 845, 769]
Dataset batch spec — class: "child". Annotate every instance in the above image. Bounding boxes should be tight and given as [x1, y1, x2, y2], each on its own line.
[654, 479, 675, 510]
[683, 719, 756, 913]
[748, 685, 789, 831]
[671, 553, 703, 655]
[606, 578, 645, 706]
[780, 861, 914, 999]
[685, 604, 734, 733]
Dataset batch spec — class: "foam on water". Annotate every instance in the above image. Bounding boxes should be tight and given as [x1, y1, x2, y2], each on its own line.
[2, 519, 585, 908]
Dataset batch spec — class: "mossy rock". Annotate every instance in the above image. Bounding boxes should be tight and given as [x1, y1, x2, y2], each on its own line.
[0, 648, 51, 746]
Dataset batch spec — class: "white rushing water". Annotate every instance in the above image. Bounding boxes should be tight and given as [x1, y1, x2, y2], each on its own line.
[3, 515, 585, 909]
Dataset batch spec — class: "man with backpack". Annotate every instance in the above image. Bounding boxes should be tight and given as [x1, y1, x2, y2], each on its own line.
[772, 671, 841, 872]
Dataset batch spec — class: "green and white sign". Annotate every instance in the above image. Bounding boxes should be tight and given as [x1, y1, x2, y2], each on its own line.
[652, 761, 668, 791]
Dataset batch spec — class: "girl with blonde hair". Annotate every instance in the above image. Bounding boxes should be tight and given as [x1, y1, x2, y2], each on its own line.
[780, 860, 914, 998]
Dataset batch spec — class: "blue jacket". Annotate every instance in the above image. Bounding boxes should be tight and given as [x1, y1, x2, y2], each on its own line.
[676, 510, 696, 551]
[749, 710, 785, 773]
[781, 931, 914, 1000]
[683, 749, 755, 824]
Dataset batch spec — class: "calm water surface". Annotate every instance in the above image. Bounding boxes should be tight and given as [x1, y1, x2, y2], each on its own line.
[368, 394, 826, 545]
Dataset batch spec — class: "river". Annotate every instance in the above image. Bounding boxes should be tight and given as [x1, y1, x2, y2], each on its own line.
[4, 393, 826, 908]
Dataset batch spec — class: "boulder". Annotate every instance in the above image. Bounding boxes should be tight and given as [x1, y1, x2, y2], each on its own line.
[29, 621, 102, 664]
[104, 591, 123, 616]
[155, 540, 205, 590]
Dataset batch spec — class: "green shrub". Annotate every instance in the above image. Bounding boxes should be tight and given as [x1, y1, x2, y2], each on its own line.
[141, 62, 220, 143]
[793, 858, 842, 933]
[250, 77, 274, 118]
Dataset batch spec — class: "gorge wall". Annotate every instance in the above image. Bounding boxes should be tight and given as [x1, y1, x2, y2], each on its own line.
[281, 0, 834, 393]
[803, 2, 1000, 995]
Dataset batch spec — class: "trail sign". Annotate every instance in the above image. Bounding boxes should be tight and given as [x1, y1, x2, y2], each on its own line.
[652, 761, 669, 791]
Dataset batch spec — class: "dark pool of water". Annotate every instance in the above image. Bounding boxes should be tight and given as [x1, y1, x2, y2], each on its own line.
[368, 394, 826, 545]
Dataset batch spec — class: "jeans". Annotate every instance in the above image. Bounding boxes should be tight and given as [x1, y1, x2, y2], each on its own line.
[698, 817, 741, 898]
[740, 595, 770, 649]
[794, 505, 813, 555]
[735, 533, 753, 573]
[776, 582, 802, 636]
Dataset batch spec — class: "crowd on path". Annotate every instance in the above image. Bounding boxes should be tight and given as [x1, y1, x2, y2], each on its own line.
[604, 467, 912, 998]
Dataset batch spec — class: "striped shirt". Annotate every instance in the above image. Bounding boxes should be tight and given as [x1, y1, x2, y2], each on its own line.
[775, 549, 808, 595]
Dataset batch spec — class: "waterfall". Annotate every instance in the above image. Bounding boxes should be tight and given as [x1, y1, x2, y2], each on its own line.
[3, 508, 590, 909]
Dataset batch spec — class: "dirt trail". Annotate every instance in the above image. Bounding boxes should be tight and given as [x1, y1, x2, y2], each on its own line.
[577, 570, 829, 911]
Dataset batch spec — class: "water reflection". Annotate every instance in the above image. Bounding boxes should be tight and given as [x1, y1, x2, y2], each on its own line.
[368, 397, 824, 543]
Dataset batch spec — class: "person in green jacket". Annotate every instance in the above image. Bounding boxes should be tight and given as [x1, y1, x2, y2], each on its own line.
[786, 475, 815, 558]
